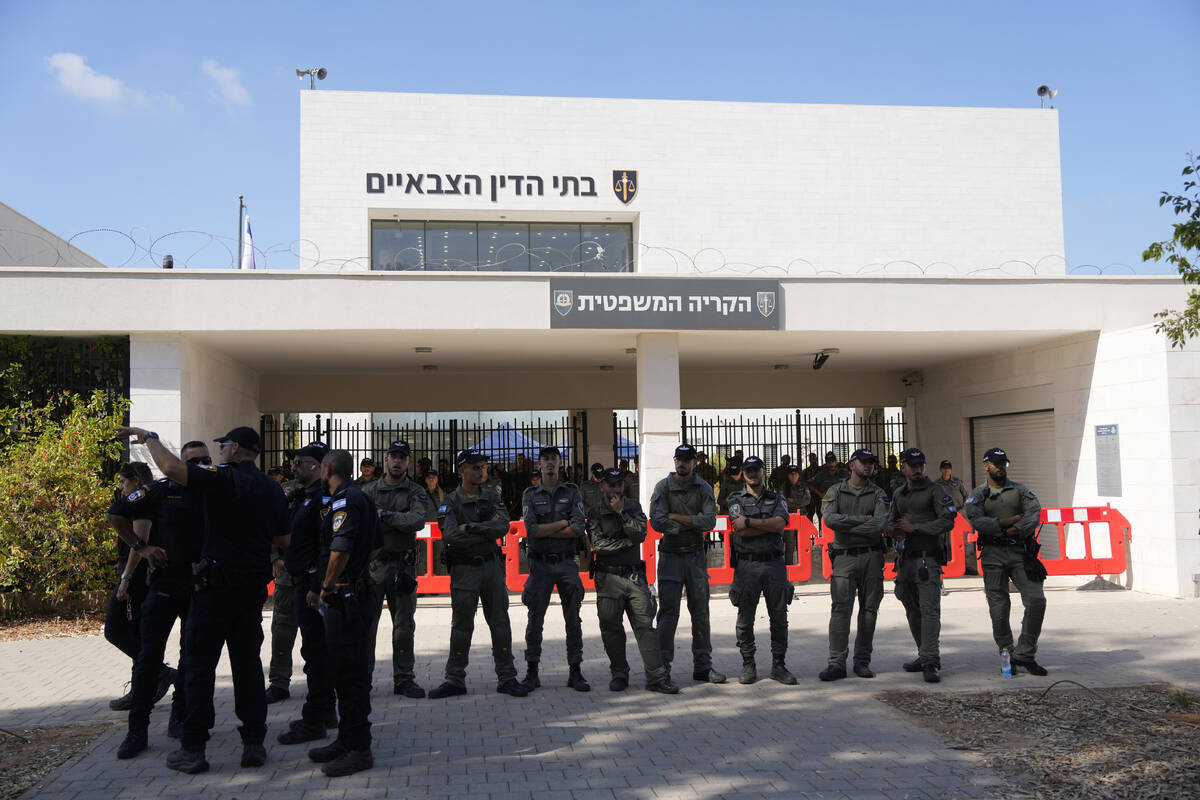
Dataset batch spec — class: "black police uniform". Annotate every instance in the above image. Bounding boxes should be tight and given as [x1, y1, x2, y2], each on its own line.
[284, 479, 336, 729]
[727, 483, 793, 669]
[319, 483, 379, 754]
[105, 490, 152, 681]
[180, 460, 288, 752]
[112, 480, 203, 732]
[520, 479, 587, 670]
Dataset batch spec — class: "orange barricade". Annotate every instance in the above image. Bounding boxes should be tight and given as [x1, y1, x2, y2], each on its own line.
[414, 521, 451, 595]
[815, 514, 971, 581]
[502, 521, 594, 592]
[1026, 505, 1132, 578]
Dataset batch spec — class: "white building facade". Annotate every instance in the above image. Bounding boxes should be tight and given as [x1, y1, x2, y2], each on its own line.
[2, 91, 1197, 597]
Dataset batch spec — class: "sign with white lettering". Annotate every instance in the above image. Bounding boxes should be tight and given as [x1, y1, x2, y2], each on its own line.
[1095, 424, 1122, 497]
[549, 279, 783, 330]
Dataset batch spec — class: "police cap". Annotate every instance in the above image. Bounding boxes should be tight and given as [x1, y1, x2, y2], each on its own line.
[386, 440, 411, 456]
[285, 441, 329, 462]
[215, 426, 260, 453]
[982, 447, 1009, 465]
[600, 467, 625, 485]
[455, 449, 488, 469]
[939, 459, 953, 469]
[824, 451, 838, 463]
[849, 448, 876, 464]
[538, 446, 562, 460]
[590, 462, 604, 478]
[674, 444, 698, 460]
[741, 456, 765, 471]
[899, 447, 926, 465]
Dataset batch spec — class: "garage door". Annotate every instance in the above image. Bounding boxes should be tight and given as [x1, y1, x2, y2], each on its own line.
[969, 410, 1058, 509]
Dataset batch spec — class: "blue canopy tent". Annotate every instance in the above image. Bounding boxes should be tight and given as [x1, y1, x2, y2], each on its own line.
[615, 434, 638, 460]
[469, 423, 546, 463]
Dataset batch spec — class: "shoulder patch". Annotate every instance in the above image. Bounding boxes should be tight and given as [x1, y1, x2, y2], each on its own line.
[127, 489, 144, 501]
[331, 510, 347, 532]
[331, 497, 347, 511]
[438, 504, 448, 515]
[196, 463, 217, 471]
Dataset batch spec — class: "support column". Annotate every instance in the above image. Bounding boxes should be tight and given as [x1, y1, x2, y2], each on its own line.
[130, 334, 184, 453]
[636, 333, 681, 504]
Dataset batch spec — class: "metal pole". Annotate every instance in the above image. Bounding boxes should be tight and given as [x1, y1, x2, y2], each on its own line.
[236, 195, 244, 270]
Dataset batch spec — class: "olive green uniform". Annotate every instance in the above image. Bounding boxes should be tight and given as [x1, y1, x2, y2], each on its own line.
[649, 472, 718, 675]
[362, 476, 429, 685]
[520, 481, 587, 667]
[727, 487, 793, 662]
[437, 488, 517, 688]
[589, 497, 667, 685]
[963, 480, 1045, 660]
[890, 479, 957, 666]
[821, 480, 889, 670]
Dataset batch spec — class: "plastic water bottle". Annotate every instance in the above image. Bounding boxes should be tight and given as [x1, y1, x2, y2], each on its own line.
[1000, 648, 1013, 678]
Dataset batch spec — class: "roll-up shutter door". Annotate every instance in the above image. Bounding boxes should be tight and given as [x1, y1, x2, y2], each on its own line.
[970, 410, 1057, 509]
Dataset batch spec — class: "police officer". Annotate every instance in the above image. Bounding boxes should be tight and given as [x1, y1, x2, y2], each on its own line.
[116, 425, 288, 773]
[275, 441, 339, 747]
[889, 447, 957, 683]
[726, 456, 796, 685]
[782, 466, 810, 518]
[808, 452, 846, 522]
[266, 525, 298, 704]
[580, 462, 606, 517]
[428, 449, 528, 699]
[716, 463, 744, 514]
[964, 447, 1048, 676]
[589, 468, 678, 694]
[362, 440, 430, 698]
[520, 446, 589, 691]
[818, 448, 889, 682]
[935, 460, 969, 509]
[112, 446, 207, 759]
[876, 454, 905, 495]
[649, 443, 726, 685]
[304, 449, 379, 777]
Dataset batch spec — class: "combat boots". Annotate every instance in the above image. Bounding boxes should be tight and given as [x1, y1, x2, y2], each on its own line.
[739, 660, 757, 684]
[567, 664, 591, 692]
[770, 658, 797, 685]
[522, 662, 540, 691]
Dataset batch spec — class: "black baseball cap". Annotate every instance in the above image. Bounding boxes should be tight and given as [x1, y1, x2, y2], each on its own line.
[215, 426, 260, 453]
[787, 464, 800, 473]
[600, 467, 625, 485]
[824, 451, 838, 463]
[674, 444, 698, 460]
[538, 446, 562, 459]
[899, 447, 926, 465]
[455, 448, 488, 469]
[742, 456, 765, 471]
[849, 448, 876, 464]
[982, 447, 1009, 465]
[939, 459, 953, 469]
[590, 462, 604, 478]
[386, 440, 411, 456]
[359, 457, 375, 467]
[285, 441, 329, 462]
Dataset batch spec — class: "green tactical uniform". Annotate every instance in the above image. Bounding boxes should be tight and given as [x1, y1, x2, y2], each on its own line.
[520, 480, 587, 668]
[580, 478, 604, 518]
[267, 545, 297, 694]
[589, 496, 668, 686]
[437, 486, 517, 688]
[964, 480, 1045, 660]
[822, 480, 889, 671]
[727, 485, 793, 664]
[362, 475, 429, 687]
[890, 478, 957, 667]
[649, 472, 718, 676]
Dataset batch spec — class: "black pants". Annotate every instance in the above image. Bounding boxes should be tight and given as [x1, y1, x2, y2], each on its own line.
[181, 578, 268, 750]
[521, 556, 585, 666]
[105, 561, 151, 673]
[730, 557, 792, 661]
[294, 582, 336, 725]
[324, 592, 372, 751]
[129, 570, 191, 731]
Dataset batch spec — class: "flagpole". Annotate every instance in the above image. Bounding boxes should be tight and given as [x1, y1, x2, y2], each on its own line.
[237, 194, 244, 270]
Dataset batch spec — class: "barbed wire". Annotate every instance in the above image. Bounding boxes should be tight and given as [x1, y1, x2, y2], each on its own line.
[0, 226, 1159, 277]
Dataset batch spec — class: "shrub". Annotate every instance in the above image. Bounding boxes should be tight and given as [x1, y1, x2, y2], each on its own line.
[0, 392, 129, 599]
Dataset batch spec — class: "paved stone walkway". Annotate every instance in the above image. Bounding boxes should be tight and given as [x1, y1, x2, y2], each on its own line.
[4, 577, 1198, 799]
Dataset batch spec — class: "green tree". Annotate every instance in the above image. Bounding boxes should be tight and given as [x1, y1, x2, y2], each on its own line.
[1145, 153, 1200, 348]
[0, 392, 129, 599]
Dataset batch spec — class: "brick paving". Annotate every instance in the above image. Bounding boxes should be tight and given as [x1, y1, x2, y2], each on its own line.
[4, 576, 1198, 799]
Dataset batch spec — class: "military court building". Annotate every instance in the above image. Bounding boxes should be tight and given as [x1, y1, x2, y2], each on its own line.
[2, 90, 1198, 599]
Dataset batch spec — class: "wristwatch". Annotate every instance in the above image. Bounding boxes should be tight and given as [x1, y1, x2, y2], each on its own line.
[144, 431, 159, 440]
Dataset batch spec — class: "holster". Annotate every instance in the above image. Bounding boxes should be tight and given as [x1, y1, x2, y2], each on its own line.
[588, 553, 597, 581]
[826, 546, 837, 570]
[1022, 538, 1048, 582]
[394, 567, 417, 595]
[191, 558, 229, 592]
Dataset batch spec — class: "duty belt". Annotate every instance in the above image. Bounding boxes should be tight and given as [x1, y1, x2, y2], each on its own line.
[594, 561, 646, 579]
[735, 550, 783, 563]
[978, 534, 1022, 547]
[528, 551, 574, 564]
[379, 549, 417, 565]
[659, 544, 704, 555]
[445, 549, 501, 567]
[831, 544, 884, 556]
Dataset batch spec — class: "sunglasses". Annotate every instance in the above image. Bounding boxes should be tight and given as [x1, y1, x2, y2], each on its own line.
[187, 456, 213, 465]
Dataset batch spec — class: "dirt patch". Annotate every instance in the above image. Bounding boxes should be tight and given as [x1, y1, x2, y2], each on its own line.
[0, 724, 117, 800]
[0, 611, 105, 642]
[879, 682, 1200, 800]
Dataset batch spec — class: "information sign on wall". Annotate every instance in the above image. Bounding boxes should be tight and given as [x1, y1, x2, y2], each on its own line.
[549, 278, 782, 330]
[1095, 424, 1122, 497]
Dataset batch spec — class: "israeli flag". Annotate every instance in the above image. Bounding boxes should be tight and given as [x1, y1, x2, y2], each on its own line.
[240, 214, 256, 270]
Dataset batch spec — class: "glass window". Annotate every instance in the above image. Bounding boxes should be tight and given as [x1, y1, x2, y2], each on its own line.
[371, 222, 425, 271]
[478, 223, 530, 271]
[421, 223, 477, 271]
[580, 224, 632, 273]
[529, 224, 582, 272]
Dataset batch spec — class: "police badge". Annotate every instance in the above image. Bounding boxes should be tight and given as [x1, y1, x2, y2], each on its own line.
[756, 291, 776, 318]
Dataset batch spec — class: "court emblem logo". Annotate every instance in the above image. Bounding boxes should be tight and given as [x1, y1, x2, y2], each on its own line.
[613, 170, 638, 205]
[553, 289, 574, 317]
[756, 291, 776, 318]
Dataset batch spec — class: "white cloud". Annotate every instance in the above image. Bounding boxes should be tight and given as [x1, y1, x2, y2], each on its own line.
[47, 52, 148, 110]
[200, 59, 252, 110]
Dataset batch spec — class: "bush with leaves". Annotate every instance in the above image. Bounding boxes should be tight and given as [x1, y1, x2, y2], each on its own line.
[0, 391, 129, 599]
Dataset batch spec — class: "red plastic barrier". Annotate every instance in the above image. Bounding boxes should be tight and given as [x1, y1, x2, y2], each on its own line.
[1027, 505, 1131, 578]
[502, 521, 594, 592]
[815, 515, 971, 581]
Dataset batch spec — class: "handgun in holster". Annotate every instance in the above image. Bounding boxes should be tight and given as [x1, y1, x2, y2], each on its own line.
[588, 553, 597, 581]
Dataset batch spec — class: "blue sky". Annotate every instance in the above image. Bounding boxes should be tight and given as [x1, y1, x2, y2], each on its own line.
[0, 0, 1196, 273]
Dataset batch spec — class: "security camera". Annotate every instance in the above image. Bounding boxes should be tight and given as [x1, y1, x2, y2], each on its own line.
[901, 370, 925, 387]
[811, 348, 839, 371]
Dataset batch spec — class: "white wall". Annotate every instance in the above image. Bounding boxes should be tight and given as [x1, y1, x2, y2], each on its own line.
[300, 92, 1064, 276]
[180, 337, 261, 445]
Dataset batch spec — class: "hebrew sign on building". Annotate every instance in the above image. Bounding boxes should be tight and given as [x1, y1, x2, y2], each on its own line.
[549, 278, 783, 330]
